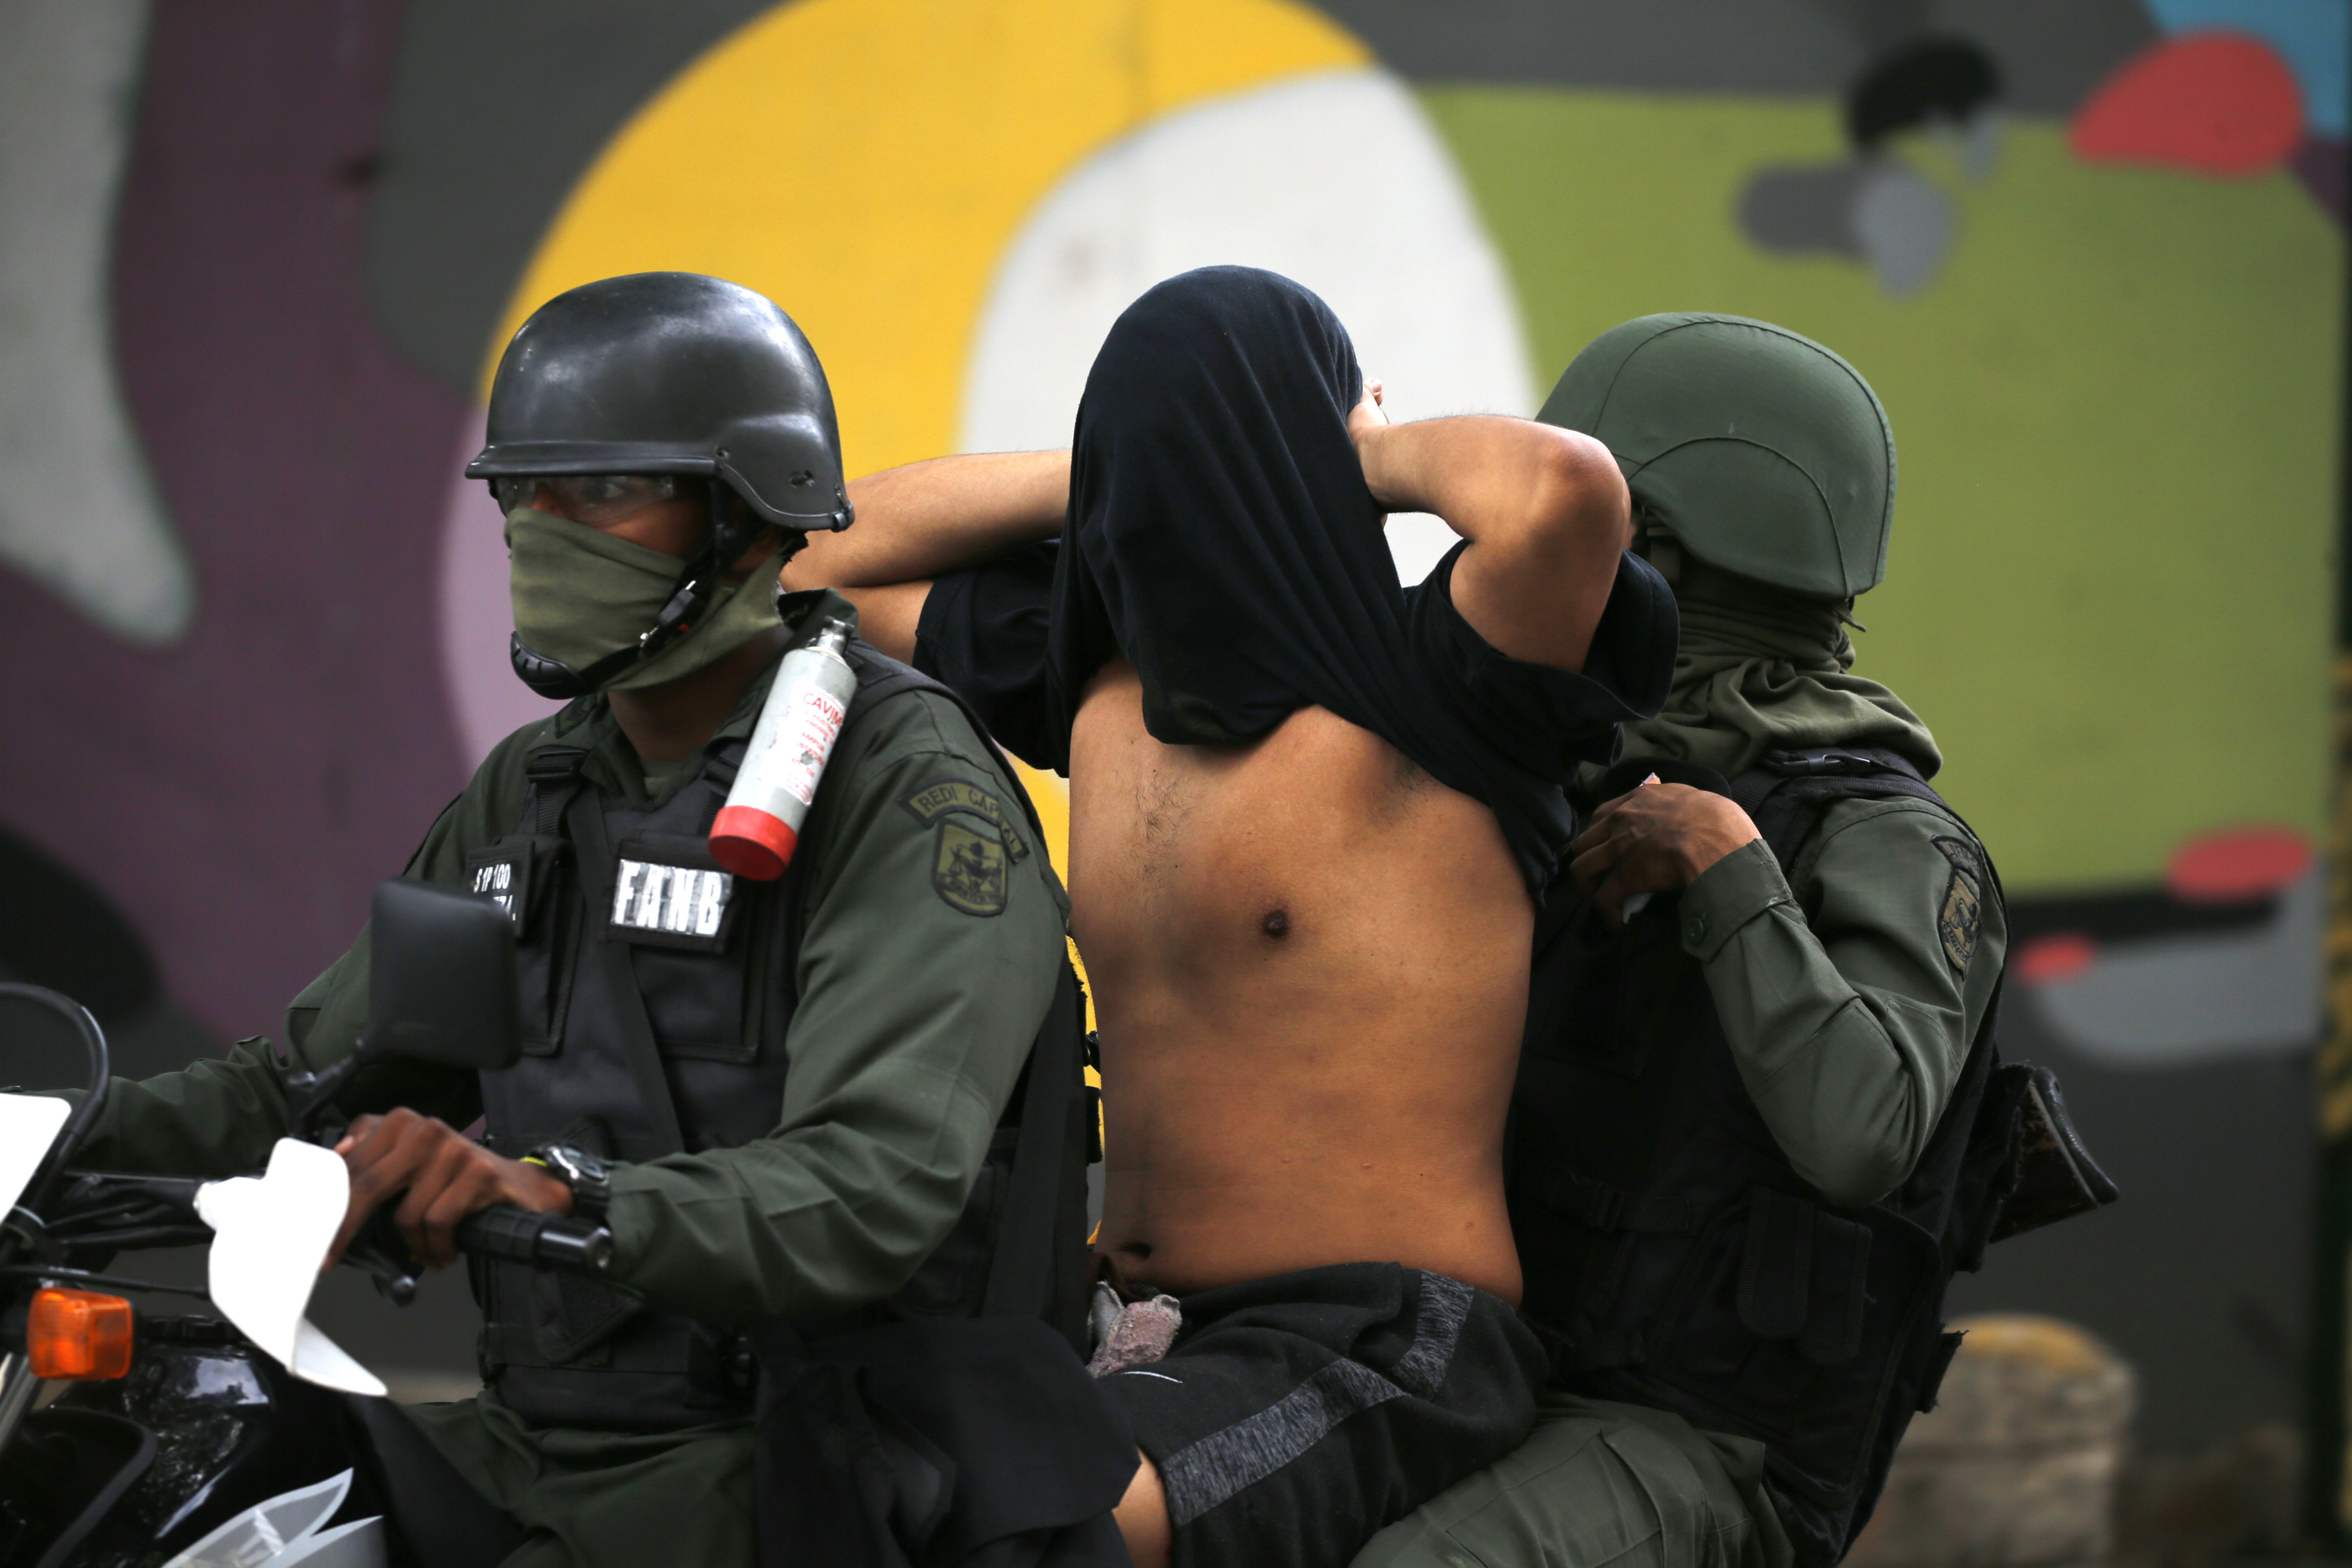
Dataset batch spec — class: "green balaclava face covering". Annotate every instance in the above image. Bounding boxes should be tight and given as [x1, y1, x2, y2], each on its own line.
[1622, 558, 1941, 779]
[1538, 314, 1937, 779]
[506, 506, 781, 693]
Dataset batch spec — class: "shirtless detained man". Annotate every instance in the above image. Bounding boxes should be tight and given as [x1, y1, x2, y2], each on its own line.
[782, 268, 1678, 1567]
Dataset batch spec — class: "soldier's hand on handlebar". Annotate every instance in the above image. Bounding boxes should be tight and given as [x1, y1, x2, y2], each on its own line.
[326, 1108, 573, 1271]
[1570, 779, 1761, 928]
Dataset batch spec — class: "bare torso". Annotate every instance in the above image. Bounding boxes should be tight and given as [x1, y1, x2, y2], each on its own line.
[1071, 660, 1531, 1303]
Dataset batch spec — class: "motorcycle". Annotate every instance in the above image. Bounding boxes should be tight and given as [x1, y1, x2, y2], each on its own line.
[0, 880, 614, 1568]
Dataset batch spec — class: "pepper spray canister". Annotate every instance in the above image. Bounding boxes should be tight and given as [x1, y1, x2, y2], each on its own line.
[710, 617, 857, 880]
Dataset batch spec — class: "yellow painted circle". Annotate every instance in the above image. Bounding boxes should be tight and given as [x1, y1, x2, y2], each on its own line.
[490, 0, 1365, 477]
[492, 0, 1370, 885]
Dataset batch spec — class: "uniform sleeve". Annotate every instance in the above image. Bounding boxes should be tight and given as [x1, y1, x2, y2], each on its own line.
[1405, 544, 1678, 779]
[601, 692, 1068, 1325]
[68, 774, 504, 1175]
[1676, 800, 2004, 1209]
[911, 542, 1064, 771]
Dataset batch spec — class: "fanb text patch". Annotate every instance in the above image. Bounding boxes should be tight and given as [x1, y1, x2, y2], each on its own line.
[611, 858, 735, 950]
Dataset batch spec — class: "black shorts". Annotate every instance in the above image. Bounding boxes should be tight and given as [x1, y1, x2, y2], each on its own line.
[1096, 1262, 1547, 1568]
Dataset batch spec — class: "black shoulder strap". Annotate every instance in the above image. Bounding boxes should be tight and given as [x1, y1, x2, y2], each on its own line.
[519, 745, 593, 835]
[821, 643, 1088, 1330]
[560, 781, 690, 1158]
[982, 962, 1085, 1323]
[846, 643, 1051, 844]
[1729, 746, 1963, 875]
[780, 642, 1050, 951]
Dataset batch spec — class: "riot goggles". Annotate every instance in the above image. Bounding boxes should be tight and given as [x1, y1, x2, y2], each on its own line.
[490, 473, 686, 529]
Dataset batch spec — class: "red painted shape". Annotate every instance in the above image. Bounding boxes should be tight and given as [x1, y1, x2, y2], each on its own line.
[2167, 825, 2313, 903]
[2016, 932, 2099, 986]
[2071, 32, 2305, 177]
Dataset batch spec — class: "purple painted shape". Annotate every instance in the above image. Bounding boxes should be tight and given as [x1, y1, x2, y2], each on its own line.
[2292, 135, 2347, 224]
[0, 0, 475, 1039]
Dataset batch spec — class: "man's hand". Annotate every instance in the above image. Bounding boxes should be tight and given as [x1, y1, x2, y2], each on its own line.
[1348, 379, 1390, 459]
[1570, 780, 1762, 928]
[327, 1109, 572, 1271]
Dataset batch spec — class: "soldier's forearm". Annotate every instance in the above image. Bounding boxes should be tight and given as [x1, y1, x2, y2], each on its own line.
[600, 1120, 988, 1324]
[1682, 842, 1946, 1208]
[69, 1038, 296, 1178]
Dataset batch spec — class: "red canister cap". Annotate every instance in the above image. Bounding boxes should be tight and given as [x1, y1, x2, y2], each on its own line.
[710, 805, 798, 881]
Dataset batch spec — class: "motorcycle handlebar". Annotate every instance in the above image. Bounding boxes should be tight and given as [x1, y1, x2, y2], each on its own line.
[452, 1208, 614, 1276]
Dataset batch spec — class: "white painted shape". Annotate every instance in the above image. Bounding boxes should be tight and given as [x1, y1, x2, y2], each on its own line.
[0, 0, 192, 641]
[163, 1470, 352, 1568]
[961, 68, 1535, 587]
[0, 1093, 72, 1215]
[2027, 868, 2324, 1066]
[437, 409, 563, 765]
[196, 1138, 387, 1398]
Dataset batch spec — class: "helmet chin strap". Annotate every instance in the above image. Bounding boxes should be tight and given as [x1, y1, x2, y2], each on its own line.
[509, 480, 777, 700]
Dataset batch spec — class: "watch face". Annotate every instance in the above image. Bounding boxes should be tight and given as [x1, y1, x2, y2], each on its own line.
[536, 1144, 602, 1185]
[536, 1144, 610, 1219]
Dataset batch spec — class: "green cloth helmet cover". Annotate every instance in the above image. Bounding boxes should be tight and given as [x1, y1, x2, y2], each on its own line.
[1536, 314, 1894, 598]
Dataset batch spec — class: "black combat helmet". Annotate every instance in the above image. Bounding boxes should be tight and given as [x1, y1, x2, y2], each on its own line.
[467, 272, 853, 698]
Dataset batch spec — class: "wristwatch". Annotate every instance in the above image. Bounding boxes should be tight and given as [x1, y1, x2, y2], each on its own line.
[523, 1143, 612, 1223]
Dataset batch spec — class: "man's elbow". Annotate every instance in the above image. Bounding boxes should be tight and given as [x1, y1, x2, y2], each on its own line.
[1809, 1162, 1899, 1212]
[827, 1162, 988, 1309]
[1525, 430, 1631, 563]
[1799, 1134, 1922, 1211]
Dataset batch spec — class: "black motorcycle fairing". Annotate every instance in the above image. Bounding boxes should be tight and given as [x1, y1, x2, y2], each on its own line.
[37, 1329, 386, 1567]
[0, 1407, 152, 1568]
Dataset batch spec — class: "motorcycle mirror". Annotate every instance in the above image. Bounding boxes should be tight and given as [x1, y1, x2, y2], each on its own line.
[366, 879, 522, 1071]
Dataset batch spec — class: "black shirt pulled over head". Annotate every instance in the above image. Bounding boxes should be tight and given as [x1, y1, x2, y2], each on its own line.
[924, 265, 1677, 892]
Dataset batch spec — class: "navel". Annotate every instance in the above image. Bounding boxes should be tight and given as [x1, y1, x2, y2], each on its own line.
[1261, 908, 1291, 940]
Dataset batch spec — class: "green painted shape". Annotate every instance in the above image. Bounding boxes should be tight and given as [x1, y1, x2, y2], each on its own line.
[1420, 86, 2343, 892]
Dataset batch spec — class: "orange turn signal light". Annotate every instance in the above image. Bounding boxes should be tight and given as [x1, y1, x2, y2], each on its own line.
[27, 1288, 134, 1380]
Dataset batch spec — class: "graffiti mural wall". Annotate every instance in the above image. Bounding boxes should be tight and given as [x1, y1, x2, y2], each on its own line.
[0, 0, 2341, 1439]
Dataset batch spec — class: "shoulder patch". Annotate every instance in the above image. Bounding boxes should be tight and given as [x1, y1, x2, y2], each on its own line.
[1930, 834, 1981, 880]
[933, 821, 1010, 916]
[1937, 865, 1981, 974]
[901, 777, 1029, 862]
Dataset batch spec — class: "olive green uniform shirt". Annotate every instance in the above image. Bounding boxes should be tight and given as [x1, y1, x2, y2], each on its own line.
[1679, 793, 2004, 1211]
[75, 590, 1072, 1328]
[72, 595, 1070, 1567]
[1357, 792, 2001, 1568]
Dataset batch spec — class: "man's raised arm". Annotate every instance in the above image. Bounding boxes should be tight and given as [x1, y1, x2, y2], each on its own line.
[784, 451, 1068, 661]
[1350, 386, 1631, 672]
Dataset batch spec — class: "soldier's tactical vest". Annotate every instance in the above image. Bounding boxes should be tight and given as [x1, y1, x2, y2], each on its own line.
[462, 644, 1093, 1432]
[1512, 748, 2032, 1568]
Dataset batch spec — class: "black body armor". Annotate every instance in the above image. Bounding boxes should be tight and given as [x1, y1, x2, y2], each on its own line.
[1512, 748, 2059, 1567]
[462, 646, 1091, 1430]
